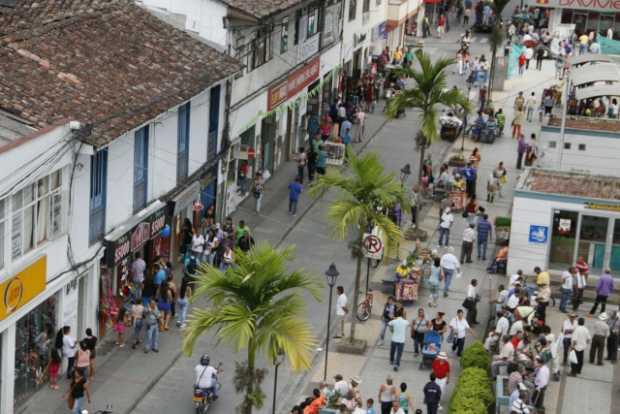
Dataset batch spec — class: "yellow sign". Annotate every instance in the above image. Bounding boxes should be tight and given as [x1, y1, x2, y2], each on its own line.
[585, 202, 620, 213]
[0, 256, 46, 320]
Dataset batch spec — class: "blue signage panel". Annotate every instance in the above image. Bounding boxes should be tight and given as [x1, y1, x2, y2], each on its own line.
[528, 225, 548, 244]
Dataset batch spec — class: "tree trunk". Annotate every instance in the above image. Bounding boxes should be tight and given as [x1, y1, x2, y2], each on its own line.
[488, 48, 497, 103]
[245, 343, 256, 414]
[349, 234, 364, 343]
[417, 142, 427, 185]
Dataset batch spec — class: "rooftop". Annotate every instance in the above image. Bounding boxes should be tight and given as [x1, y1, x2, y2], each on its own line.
[519, 169, 620, 201]
[0, 0, 242, 148]
[220, 0, 303, 19]
[0, 110, 35, 149]
[547, 114, 620, 132]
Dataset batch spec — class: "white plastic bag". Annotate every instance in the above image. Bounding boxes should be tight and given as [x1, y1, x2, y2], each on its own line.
[569, 349, 578, 365]
[456, 271, 463, 279]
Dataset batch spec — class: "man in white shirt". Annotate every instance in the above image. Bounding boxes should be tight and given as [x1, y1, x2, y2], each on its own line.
[131, 252, 146, 298]
[491, 335, 515, 377]
[438, 207, 454, 247]
[532, 356, 550, 409]
[495, 310, 510, 337]
[509, 270, 523, 287]
[465, 279, 479, 325]
[440, 248, 460, 298]
[460, 224, 476, 264]
[561, 313, 577, 365]
[335, 286, 348, 338]
[559, 267, 575, 313]
[388, 309, 410, 371]
[572, 270, 587, 311]
[449, 309, 473, 356]
[509, 319, 524, 336]
[194, 355, 218, 396]
[333, 374, 349, 396]
[570, 317, 591, 376]
[62, 325, 77, 379]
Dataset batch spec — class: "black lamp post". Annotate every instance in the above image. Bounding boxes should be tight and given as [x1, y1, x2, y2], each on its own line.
[323, 263, 340, 381]
[271, 348, 285, 414]
[400, 163, 411, 188]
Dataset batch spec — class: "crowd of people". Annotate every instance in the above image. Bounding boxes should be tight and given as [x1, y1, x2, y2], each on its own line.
[483, 262, 618, 413]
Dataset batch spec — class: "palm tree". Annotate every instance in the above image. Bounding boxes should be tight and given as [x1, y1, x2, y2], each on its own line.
[310, 150, 407, 344]
[487, 0, 510, 101]
[182, 243, 321, 414]
[387, 50, 471, 183]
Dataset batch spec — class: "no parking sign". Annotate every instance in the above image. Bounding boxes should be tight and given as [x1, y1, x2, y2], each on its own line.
[362, 233, 384, 260]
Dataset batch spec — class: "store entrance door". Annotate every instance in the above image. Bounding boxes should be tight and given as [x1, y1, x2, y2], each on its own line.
[573, 12, 588, 34]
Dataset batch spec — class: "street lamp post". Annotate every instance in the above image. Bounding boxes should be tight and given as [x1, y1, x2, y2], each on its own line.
[271, 348, 285, 414]
[323, 263, 340, 382]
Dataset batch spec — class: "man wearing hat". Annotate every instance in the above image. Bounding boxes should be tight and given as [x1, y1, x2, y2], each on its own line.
[590, 312, 610, 365]
[431, 352, 450, 396]
[349, 376, 362, 401]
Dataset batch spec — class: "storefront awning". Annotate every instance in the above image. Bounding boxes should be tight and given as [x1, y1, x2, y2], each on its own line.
[571, 63, 620, 86]
[575, 84, 620, 100]
[103, 200, 167, 266]
[569, 53, 612, 67]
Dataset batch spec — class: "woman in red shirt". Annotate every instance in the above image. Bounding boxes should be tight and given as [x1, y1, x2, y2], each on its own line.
[432, 352, 450, 395]
[518, 53, 526, 75]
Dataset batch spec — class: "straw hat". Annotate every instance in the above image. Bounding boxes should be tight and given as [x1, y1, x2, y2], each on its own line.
[437, 352, 448, 360]
[599, 313, 609, 321]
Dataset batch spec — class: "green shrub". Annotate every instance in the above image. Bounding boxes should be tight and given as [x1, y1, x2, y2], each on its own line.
[449, 367, 493, 414]
[460, 341, 491, 370]
[494, 216, 511, 227]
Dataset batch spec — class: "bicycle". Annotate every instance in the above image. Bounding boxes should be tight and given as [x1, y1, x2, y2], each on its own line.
[356, 292, 374, 321]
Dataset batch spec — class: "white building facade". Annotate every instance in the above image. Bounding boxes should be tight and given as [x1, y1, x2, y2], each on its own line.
[141, 0, 345, 215]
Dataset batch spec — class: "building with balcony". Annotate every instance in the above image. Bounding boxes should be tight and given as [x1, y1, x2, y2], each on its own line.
[0, 2, 240, 412]
[140, 0, 345, 215]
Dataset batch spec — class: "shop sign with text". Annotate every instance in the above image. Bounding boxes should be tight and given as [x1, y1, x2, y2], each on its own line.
[267, 56, 321, 111]
[0, 256, 46, 320]
[531, 0, 620, 10]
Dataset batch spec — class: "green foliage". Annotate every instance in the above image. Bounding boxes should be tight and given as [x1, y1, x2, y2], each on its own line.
[449, 367, 494, 414]
[460, 341, 492, 370]
[386, 50, 471, 145]
[494, 216, 512, 228]
[182, 243, 321, 414]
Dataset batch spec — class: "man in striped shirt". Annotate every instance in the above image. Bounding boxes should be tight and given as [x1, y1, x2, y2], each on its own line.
[476, 214, 493, 261]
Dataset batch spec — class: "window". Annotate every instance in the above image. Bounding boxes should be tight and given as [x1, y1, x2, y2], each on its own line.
[133, 125, 149, 212]
[251, 29, 272, 69]
[0, 199, 5, 270]
[349, 0, 357, 21]
[363, 0, 370, 13]
[89, 149, 107, 244]
[548, 141, 557, 148]
[281, 17, 289, 53]
[294, 10, 302, 45]
[564, 142, 571, 150]
[578, 143, 586, 151]
[208, 85, 221, 160]
[307, 7, 319, 37]
[11, 171, 64, 259]
[177, 102, 190, 183]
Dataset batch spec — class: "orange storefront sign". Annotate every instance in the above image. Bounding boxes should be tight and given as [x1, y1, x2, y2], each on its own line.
[0, 256, 46, 320]
[267, 56, 321, 111]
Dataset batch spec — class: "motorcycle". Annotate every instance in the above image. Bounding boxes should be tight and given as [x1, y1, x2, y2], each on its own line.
[193, 363, 222, 414]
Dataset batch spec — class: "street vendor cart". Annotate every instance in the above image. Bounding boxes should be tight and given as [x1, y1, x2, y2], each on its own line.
[394, 262, 420, 304]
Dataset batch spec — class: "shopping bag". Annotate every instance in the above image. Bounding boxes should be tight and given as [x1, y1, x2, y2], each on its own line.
[456, 271, 463, 279]
[569, 349, 578, 365]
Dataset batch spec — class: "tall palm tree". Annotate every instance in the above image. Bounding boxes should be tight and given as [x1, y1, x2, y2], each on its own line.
[182, 243, 321, 414]
[487, 0, 510, 101]
[310, 150, 407, 343]
[387, 50, 471, 183]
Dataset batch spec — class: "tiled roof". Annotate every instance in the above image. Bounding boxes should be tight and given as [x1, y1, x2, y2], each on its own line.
[0, 0, 242, 148]
[220, 0, 304, 19]
[521, 169, 620, 201]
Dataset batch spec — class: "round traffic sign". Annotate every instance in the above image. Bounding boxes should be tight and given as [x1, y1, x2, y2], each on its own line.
[363, 234, 383, 254]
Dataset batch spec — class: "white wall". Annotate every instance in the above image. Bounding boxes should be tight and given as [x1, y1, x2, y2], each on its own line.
[539, 127, 620, 176]
[140, 0, 228, 48]
[188, 90, 209, 175]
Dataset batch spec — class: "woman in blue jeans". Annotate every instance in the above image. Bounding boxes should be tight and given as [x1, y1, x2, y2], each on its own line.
[176, 276, 193, 328]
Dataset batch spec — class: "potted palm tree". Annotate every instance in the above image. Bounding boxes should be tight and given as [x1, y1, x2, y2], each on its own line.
[182, 243, 321, 414]
[487, 0, 510, 100]
[311, 150, 407, 352]
[386, 50, 471, 239]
